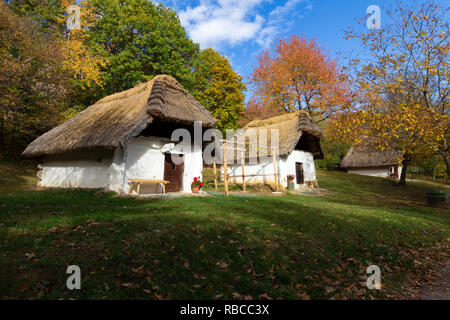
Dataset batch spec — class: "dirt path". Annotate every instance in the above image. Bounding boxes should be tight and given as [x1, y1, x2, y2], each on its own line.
[411, 262, 450, 300]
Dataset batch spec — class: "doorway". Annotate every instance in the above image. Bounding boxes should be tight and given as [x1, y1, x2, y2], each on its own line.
[164, 153, 184, 192]
[295, 162, 304, 184]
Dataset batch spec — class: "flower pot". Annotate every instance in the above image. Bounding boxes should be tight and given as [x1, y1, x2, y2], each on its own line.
[192, 187, 200, 193]
[287, 181, 295, 190]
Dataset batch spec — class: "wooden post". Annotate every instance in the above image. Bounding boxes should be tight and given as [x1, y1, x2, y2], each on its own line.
[241, 151, 246, 191]
[137, 182, 141, 195]
[213, 161, 218, 191]
[223, 141, 229, 196]
[272, 148, 278, 191]
[128, 182, 134, 194]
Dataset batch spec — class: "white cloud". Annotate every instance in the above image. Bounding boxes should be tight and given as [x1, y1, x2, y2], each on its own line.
[256, 0, 308, 48]
[177, 0, 312, 49]
[179, 0, 265, 49]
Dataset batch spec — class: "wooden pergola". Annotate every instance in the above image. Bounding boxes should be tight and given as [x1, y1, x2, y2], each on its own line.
[209, 138, 280, 196]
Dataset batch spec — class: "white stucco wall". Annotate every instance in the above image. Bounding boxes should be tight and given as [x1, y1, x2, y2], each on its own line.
[123, 136, 203, 194]
[279, 150, 317, 189]
[346, 166, 402, 178]
[226, 150, 316, 190]
[39, 151, 113, 188]
[106, 146, 127, 193]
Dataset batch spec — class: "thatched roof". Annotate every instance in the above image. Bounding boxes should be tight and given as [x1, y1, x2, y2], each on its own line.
[23, 75, 216, 158]
[230, 111, 323, 159]
[340, 144, 402, 169]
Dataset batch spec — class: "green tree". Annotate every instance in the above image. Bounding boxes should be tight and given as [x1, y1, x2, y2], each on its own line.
[192, 48, 246, 130]
[87, 0, 200, 95]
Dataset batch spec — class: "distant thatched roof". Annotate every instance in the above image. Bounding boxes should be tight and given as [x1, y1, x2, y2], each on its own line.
[229, 111, 323, 159]
[340, 144, 402, 169]
[23, 75, 216, 158]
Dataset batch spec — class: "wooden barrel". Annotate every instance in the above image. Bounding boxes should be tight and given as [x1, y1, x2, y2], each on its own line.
[427, 190, 449, 206]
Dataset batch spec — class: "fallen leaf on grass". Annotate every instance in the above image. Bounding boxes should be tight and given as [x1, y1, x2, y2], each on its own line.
[326, 286, 335, 293]
[217, 261, 229, 269]
[18, 283, 29, 292]
[258, 293, 272, 300]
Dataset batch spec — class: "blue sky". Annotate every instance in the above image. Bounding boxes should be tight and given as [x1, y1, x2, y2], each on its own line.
[159, 0, 398, 83]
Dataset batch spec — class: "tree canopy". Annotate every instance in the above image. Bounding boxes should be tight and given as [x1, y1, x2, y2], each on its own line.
[0, 2, 69, 157]
[192, 48, 246, 130]
[250, 35, 353, 122]
[87, 0, 200, 95]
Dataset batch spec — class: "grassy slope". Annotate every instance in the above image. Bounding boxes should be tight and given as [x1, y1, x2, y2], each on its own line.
[0, 162, 448, 300]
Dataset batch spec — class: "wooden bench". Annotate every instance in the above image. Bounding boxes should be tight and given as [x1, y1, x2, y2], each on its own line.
[128, 179, 170, 195]
[305, 180, 319, 189]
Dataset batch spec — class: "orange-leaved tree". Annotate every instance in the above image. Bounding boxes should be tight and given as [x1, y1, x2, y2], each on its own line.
[249, 35, 353, 122]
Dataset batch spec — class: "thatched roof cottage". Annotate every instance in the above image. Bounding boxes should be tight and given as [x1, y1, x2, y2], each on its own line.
[225, 111, 323, 189]
[23, 75, 216, 194]
[340, 144, 402, 178]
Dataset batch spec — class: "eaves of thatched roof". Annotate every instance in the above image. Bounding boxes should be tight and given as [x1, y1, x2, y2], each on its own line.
[22, 75, 217, 158]
[340, 145, 402, 169]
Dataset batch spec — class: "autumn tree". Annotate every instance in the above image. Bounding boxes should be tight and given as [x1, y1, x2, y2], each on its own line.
[192, 48, 246, 130]
[7, 0, 107, 107]
[331, 0, 449, 183]
[250, 35, 353, 122]
[0, 2, 69, 157]
[239, 98, 284, 127]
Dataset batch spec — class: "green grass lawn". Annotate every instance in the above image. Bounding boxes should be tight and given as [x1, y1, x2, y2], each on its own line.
[0, 162, 448, 300]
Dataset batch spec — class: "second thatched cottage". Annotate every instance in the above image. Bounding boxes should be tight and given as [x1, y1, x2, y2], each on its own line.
[340, 144, 402, 178]
[22, 75, 217, 194]
[224, 112, 324, 189]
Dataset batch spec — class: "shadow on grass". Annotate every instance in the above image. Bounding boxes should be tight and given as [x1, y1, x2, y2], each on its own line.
[0, 186, 448, 299]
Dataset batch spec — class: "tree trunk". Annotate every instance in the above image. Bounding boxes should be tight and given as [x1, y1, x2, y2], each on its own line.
[442, 151, 450, 181]
[439, 139, 450, 180]
[398, 157, 409, 185]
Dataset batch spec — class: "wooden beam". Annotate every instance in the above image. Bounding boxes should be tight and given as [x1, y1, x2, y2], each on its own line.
[213, 161, 218, 191]
[241, 151, 246, 192]
[128, 182, 134, 194]
[223, 141, 229, 196]
[272, 148, 278, 191]
[136, 182, 141, 195]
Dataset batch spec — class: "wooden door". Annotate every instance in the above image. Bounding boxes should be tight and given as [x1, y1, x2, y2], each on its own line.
[164, 154, 184, 192]
[295, 162, 304, 184]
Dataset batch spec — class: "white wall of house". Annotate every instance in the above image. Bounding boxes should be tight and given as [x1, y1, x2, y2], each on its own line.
[346, 166, 402, 178]
[279, 150, 317, 189]
[122, 136, 203, 194]
[38, 136, 204, 194]
[226, 150, 316, 190]
[39, 151, 113, 188]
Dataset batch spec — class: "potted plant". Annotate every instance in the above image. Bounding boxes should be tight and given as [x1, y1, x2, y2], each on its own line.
[191, 176, 203, 193]
[287, 174, 295, 190]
